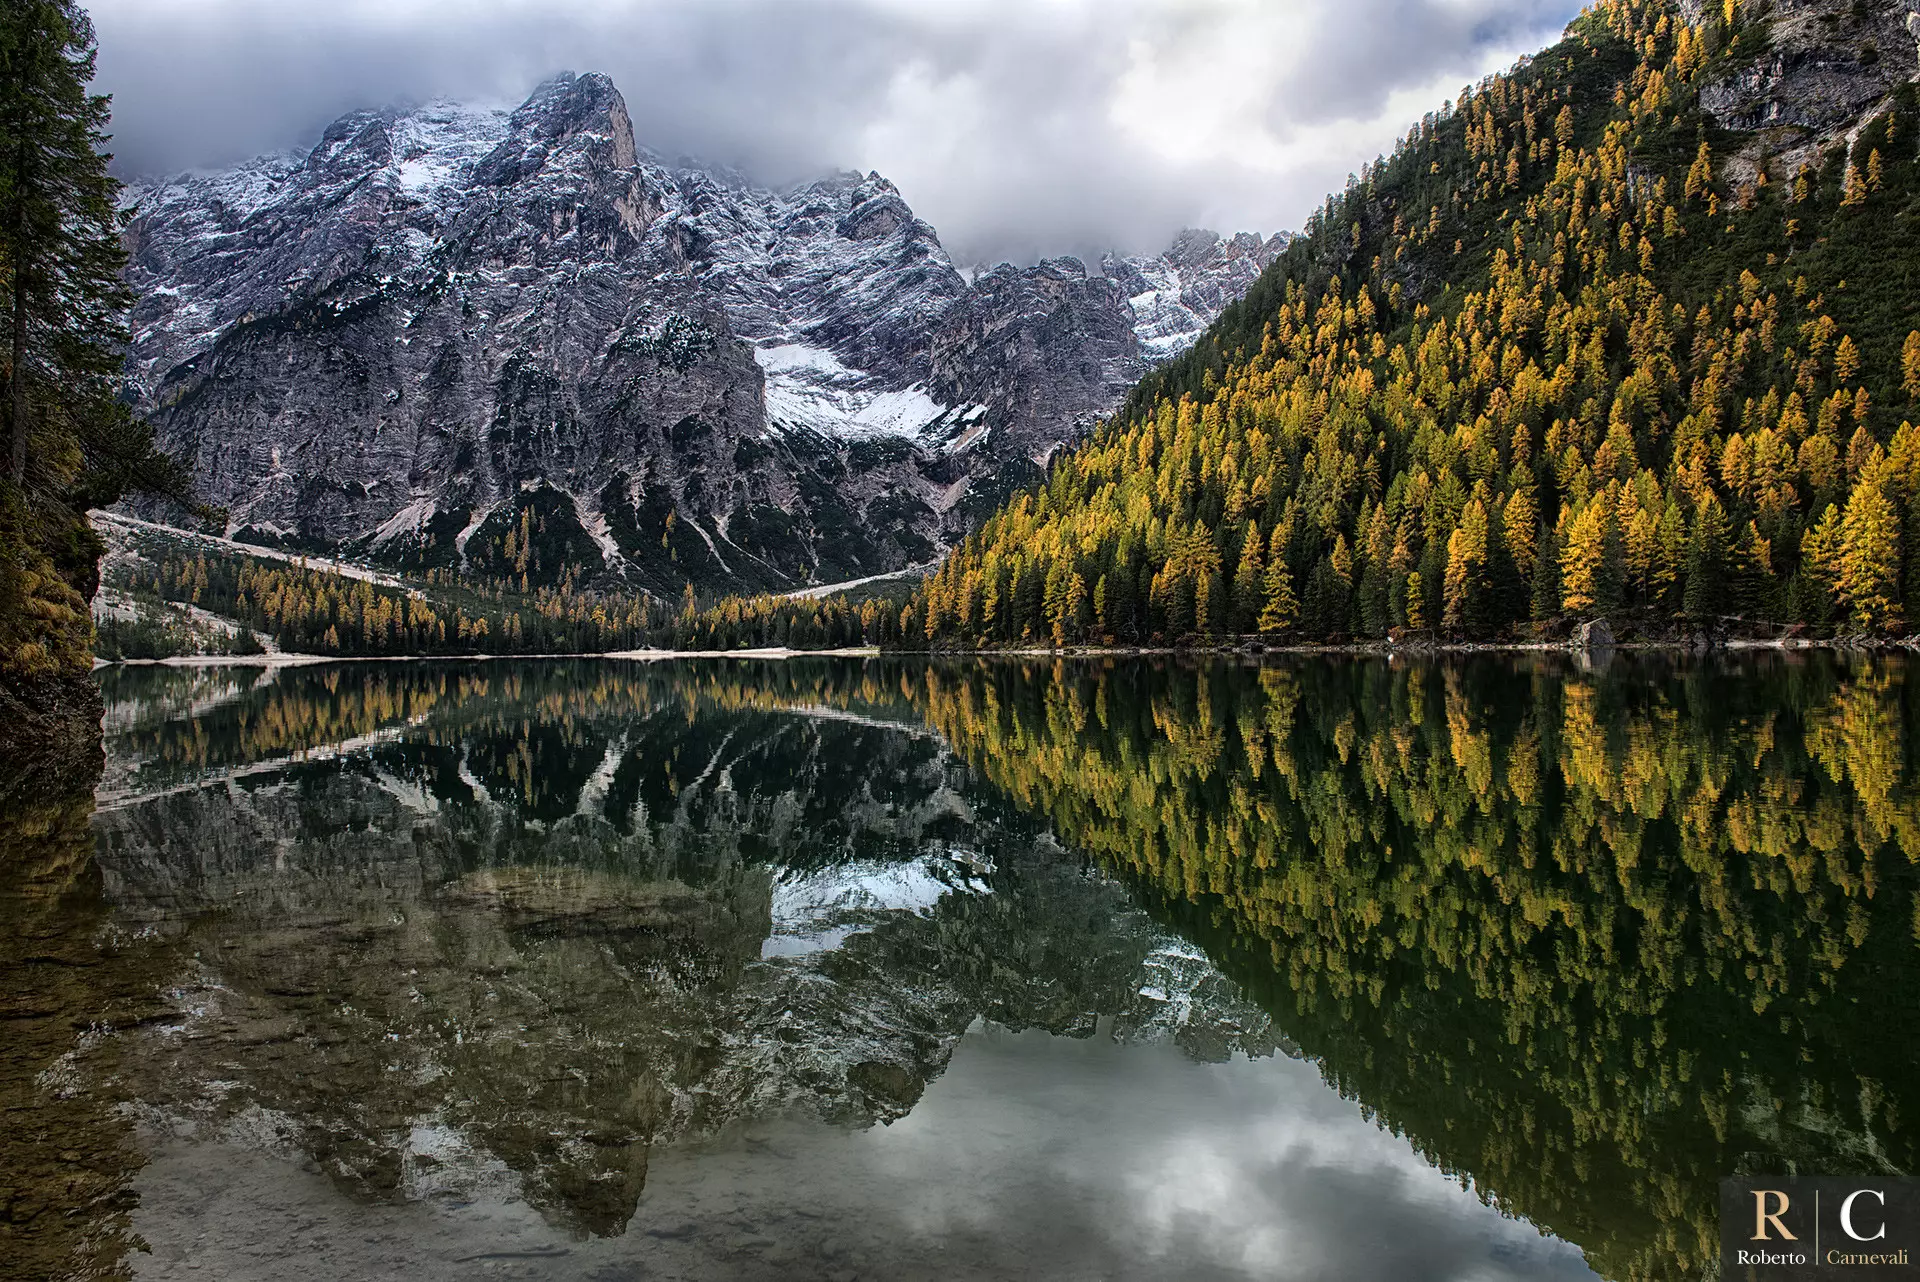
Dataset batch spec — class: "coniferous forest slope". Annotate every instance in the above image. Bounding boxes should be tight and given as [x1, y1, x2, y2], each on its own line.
[0, 3, 189, 752]
[911, 0, 1920, 648]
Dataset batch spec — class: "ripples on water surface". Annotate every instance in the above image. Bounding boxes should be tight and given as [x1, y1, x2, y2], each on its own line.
[3, 654, 1919, 1280]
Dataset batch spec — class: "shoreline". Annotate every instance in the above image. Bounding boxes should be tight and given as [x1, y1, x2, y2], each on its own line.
[965, 634, 1920, 658]
[86, 634, 1920, 668]
[93, 646, 886, 668]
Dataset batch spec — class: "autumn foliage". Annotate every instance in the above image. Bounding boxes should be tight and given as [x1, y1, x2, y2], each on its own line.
[913, 0, 1920, 646]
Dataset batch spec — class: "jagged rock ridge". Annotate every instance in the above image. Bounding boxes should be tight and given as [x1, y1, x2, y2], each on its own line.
[123, 72, 1290, 593]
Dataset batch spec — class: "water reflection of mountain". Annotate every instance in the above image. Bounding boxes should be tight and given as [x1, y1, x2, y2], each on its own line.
[86, 661, 1284, 1240]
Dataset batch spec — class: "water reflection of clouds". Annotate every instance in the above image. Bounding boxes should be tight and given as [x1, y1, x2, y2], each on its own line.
[125, 1009, 1603, 1279]
[860, 1025, 1598, 1281]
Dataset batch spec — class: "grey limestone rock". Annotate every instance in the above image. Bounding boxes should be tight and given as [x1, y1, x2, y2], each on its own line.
[121, 73, 1290, 595]
[1696, 0, 1919, 184]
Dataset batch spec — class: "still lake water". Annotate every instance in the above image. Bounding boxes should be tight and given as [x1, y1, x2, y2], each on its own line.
[3, 654, 1918, 1280]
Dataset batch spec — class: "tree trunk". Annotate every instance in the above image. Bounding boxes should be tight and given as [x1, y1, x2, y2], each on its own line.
[8, 140, 25, 491]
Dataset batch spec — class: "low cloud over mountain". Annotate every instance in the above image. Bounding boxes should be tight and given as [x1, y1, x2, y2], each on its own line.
[88, 0, 1579, 265]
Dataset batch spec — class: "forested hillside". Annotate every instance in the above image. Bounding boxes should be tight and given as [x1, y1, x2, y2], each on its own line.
[913, 0, 1920, 646]
[0, 2, 189, 741]
[96, 522, 904, 658]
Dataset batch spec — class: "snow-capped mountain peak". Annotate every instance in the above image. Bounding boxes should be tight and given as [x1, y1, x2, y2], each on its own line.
[121, 72, 1290, 594]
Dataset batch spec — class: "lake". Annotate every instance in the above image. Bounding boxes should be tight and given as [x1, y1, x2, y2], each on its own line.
[3, 653, 1917, 1280]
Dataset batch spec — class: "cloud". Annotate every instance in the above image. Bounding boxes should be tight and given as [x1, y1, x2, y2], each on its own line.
[83, 0, 1583, 264]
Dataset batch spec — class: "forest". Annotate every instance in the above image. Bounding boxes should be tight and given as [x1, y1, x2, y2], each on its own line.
[0, 1, 190, 728]
[106, 547, 903, 657]
[911, 0, 1920, 647]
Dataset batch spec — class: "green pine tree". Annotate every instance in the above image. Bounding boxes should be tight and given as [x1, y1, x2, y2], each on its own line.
[1683, 498, 1732, 619]
[2, 1, 188, 688]
[1531, 525, 1561, 621]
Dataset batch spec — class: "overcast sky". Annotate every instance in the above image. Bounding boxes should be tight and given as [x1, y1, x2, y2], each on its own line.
[85, 0, 1583, 265]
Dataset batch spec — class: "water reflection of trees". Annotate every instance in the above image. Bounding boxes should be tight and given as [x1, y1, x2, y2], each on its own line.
[94, 661, 928, 809]
[0, 751, 182, 1281]
[911, 654, 1920, 1282]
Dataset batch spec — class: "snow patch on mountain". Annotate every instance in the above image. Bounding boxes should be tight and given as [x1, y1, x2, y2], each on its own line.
[756, 343, 950, 440]
[382, 102, 511, 199]
[1105, 229, 1290, 361]
[1124, 258, 1216, 358]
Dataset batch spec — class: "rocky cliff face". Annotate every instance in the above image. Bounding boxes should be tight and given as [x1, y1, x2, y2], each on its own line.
[1694, 0, 1920, 183]
[122, 72, 1288, 594]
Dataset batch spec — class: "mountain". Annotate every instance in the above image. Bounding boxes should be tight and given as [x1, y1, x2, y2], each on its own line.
[120, 73, 1287, 595]
[915, 0, 1920, 647]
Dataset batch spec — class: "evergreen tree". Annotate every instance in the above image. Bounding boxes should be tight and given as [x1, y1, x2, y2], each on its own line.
[1417, 538, 1445, 631]
[1257, 522, 1297, 633]
[1358, 504, 1393, 636]
[1596, 501, 1627, 614]
[1107, 550, 1138, 641]
[1197, 564, 1225, 636]
[1531, 525, 1561, 621]
[1559, 502, 1607, 614]
[1651, 502, 1686, 614]
[1800, 504, 1843, 609]
[1683, 498, 1732, 619]
[1442, 499, 1490, 631]
[2, 2, 187, 685]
